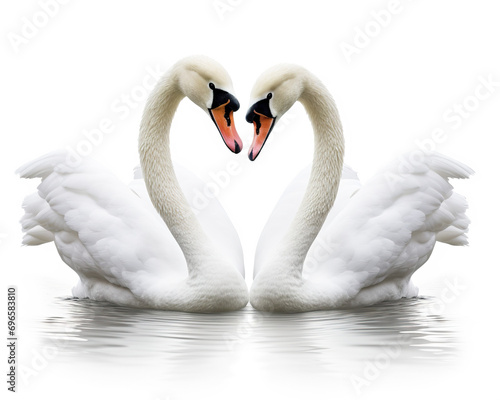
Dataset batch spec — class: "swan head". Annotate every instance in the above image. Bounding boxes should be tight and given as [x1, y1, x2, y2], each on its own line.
[246, 64, 305, 160]
[175, 55, 243, 153]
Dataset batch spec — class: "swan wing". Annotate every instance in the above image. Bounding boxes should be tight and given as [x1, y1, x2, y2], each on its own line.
[18, 151, 189, 305]
[19, 151, 244, 304]
[304, 152, 473, 306]
[254, 165, 361, 277]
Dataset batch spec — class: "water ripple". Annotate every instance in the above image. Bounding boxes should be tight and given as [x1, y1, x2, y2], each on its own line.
[37, 295, 461, 372]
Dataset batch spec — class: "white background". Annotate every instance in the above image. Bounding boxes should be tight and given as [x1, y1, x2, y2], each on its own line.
[1, 0, 499, 398]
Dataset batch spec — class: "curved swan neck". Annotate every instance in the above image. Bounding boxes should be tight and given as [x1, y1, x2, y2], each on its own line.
[138, 72, 215, 273]
[269, 73, 345, 278]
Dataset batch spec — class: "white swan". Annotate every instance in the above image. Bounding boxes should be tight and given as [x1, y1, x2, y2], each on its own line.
[246, 64, 473, 312]
[17, 55, 249, 312]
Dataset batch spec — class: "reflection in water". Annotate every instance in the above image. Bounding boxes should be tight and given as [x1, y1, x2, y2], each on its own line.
[36, 294, 461, 398]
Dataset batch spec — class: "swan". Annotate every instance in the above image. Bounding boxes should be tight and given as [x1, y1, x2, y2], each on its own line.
[246, 64, 473, 312]
[17, 55, 249, 312]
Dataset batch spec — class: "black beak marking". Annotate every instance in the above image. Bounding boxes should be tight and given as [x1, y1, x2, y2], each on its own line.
[245, 96, 273, 124]
[211, 87, 240, 112]
[209, 86, 239, 129]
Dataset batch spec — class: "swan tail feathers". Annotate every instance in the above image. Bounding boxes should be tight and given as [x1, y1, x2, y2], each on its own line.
[20, 193, 56, 245]
[435, 193, 470, 246]
[390, 152, 473, 247]
[16, 150, 71, 179]
[427, 153, 472, 246]
[21, 226, 55, 246]
[427, 152, 474, 180]
[17, 151, 78, 246]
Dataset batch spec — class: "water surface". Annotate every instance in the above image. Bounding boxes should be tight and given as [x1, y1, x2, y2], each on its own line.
[29, 290, 462, 399]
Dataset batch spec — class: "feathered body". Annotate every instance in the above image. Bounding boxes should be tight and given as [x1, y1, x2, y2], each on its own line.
[18, 56, 249, 312]
[248, 65, 472, 312]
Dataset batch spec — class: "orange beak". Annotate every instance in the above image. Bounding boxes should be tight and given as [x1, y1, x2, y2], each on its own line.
[246, 94, 276, 161]
[209, 100, 243, 154]
[248, 111, 275, 161]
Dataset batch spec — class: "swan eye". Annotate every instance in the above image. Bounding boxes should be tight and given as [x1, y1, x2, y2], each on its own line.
[267, 93, 273, 99]
[209, 83, 216, 90]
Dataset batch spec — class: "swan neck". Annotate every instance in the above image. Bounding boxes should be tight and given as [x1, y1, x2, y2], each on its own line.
[273, 74, 345, 278]
[138, 73, 215, 273]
